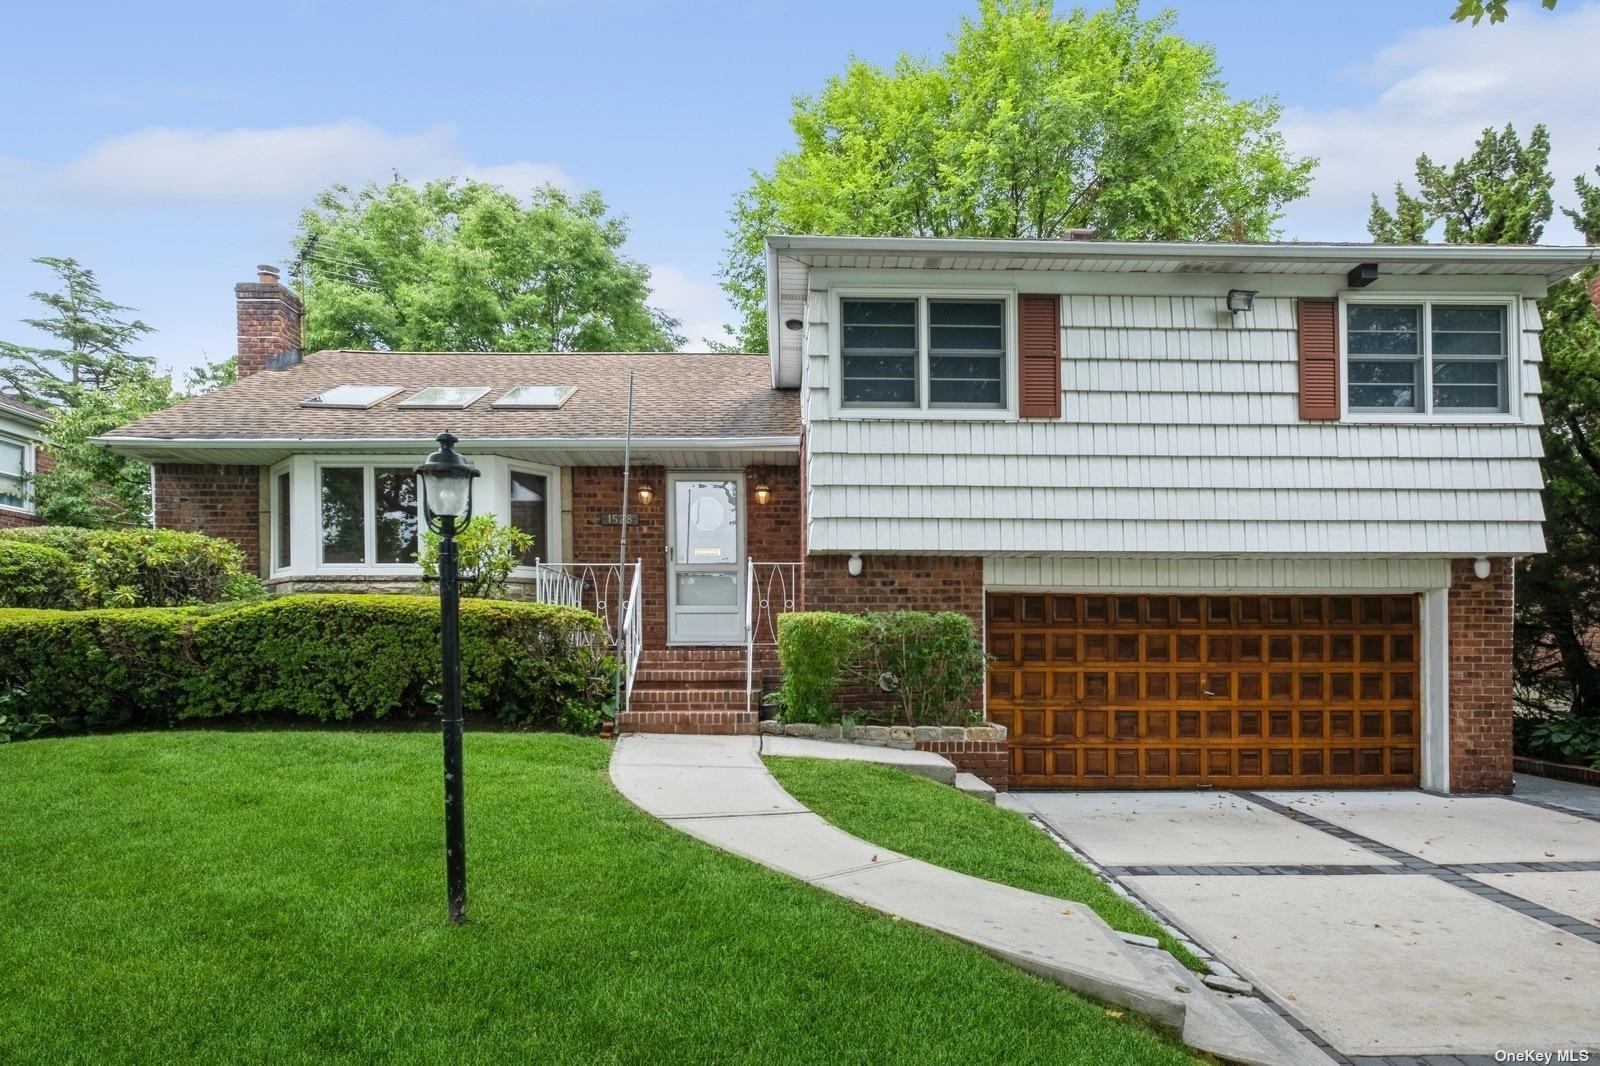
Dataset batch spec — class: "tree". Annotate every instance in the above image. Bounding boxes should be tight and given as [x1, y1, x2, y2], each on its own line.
[719, 0, 1315, 351]
[294, 179, 683, 353]
[1451, 0, 1557, 25]
[1368, 124, 1553, 244]
[1565, 159, 1600, 244]
[31, 372, 182, 527]
[1515, 272, 1600, 718]
[0, 257, 155, 406]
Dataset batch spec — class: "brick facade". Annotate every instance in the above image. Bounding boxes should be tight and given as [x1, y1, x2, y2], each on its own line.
[235, 267, 301, 379]
[1448, 556, 1516, 794]
[0, 507, 44, 529]
[915, 737, 1009, 791]
[154, 464, 263, 574]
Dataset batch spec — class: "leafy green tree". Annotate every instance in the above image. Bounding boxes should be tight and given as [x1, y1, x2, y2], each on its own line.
[1452, 0, 1557, 25]
[0, 257, 155, 406]
[295, 179, 683, 353]
[1565, 160, 1600, 244]
[720, 0, 1315, 350]
[1369, 124, 1553, 244]
[31, 372, 182, 527]
[1515, 272, 1600, 718]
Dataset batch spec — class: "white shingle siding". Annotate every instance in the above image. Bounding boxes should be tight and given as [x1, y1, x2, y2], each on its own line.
[803, 282, 1548, 557]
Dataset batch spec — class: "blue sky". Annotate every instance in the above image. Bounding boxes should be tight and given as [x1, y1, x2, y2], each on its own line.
[2, 0, 1597, 376]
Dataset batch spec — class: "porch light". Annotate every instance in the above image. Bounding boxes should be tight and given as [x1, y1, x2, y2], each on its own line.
[1473, 557, 1492, 580]
[753, 482, 772, 506]
[847, 554, 864, 577]
[637, 484, 654, 506]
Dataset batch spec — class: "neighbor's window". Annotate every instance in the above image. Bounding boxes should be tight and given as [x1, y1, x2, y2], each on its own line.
[318, 464, 419, 567]
[0, 437, 27, 510]
[840, 296, 1006, 411]
[275, 470, 291, 570]
[1346, 302, 1508, 414]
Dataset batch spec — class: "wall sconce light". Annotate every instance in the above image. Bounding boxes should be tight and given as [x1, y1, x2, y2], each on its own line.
[753, 482, 772, 506]
[784, 318, 804, 331]
[636, 485, 654, 506]
[1226, 289, 1257, 328]
[1473, 557, 1492, 580]
[847, 554, 864, 577]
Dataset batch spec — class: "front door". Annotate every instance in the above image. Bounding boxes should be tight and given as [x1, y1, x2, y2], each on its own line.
[667, 475, 744, 644]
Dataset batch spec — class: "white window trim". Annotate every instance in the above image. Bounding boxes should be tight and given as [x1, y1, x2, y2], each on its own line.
[269, 460, 293, 575]
[830, 288, 1018, 420]
[1338, 292, 1520, 424]
[312, 457, 426, 575]
[0, 432, 35, 514]
[506, 459, 565, 572]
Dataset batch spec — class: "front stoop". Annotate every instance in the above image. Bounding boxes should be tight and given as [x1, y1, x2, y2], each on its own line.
[616, 648, 762, 735]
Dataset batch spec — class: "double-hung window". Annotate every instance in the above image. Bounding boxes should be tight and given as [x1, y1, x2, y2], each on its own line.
[508, 467, 552, 566]
[0, 437, 28, 511]
[318, 464, 419, 567]
[1346, 301, 1509, 415]
[840, 296, 1007, 410]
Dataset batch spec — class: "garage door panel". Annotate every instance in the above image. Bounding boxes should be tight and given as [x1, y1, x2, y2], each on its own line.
[987, 592, 1422, 789]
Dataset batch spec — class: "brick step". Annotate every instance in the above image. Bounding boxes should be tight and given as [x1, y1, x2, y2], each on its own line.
[627, 686, 752, 707]
[616, 709, 758, 736]
[632, 669, 752, 688]
[641, 647, 749, 664]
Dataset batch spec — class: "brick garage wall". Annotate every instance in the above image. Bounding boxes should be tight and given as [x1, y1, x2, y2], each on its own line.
[915, 738, 1009, 791]
[154, 464, 263, 575]
[800, 553, 987, 721]
[1448, 557, 1515, 794]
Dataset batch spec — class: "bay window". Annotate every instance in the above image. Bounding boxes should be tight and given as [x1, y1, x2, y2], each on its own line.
[1346, 301, 1509, 415]
[318, 464, 419, 567]
[508, 467, 551, 566]
[840, 295, 1008, 411]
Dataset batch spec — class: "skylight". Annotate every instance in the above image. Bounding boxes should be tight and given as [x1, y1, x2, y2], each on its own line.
[492, 385, 576, 409]
[398, 386, 491, 409]
[300, 385, 402, 409]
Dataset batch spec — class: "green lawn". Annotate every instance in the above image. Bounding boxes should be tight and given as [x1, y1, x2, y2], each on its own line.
[764, 757, 1204, 972]
[1, 732, 1198, 1065]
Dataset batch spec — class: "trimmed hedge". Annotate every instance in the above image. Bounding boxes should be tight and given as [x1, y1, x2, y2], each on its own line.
[0, 526, 261, 608]
[0, 595, 612, 734]
[0, 541, 80, 609]
[776, 610, 987, 727]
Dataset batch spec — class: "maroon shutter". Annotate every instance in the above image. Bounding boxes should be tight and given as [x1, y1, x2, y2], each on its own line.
[1297, 298, 1340, 420]
[1018, 294, 1061, 418]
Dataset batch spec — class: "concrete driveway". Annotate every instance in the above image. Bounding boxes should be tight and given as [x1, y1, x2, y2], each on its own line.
[1002, 784, 1600, 1061]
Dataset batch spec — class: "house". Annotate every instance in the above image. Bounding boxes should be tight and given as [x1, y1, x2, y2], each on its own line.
[97, 240, 1600, 795]
[0, 393, 51, 529]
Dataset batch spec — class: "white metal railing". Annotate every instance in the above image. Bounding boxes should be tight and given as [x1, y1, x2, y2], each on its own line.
[621, 562, 643, 708]
[746, 560, 802, 714]
[530, 562, 638, 648]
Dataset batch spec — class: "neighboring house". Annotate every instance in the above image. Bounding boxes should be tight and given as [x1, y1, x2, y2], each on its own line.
[0, 393, 51, 529]
[97, 241, 1600, 795]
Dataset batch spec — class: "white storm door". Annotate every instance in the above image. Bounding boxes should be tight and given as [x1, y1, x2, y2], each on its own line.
[667, 475, 744, 644]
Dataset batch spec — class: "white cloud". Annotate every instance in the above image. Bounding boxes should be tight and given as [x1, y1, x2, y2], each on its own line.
[37, 120, 571, 207]
[646, 263, 734, 351]
[1279, 2, 1600, 243]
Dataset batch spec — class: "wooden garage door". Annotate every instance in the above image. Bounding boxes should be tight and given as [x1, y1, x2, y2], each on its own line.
[987, 593, 1422, 789]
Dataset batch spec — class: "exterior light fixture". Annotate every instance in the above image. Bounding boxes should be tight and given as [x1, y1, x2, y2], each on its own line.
[413, 431, 481, 925]
[784, 318, 804, 331]
[847, 554, 864, 577]
[1473, 557, 1492, 580]
[637, 484, 654, 506]
[753, 482, 772, 506]
[1226, 289, 1257, 314]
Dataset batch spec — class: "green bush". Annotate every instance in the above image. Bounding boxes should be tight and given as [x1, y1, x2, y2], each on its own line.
[1515, 712, 1600, 768]
[775, 610, 987, 727]
[776, 612, 867, 723]
[0, 595, 612, 734]
[0, 541, 80, 609]
[418, 516, 533, 599]
[0, 526, 262, 608]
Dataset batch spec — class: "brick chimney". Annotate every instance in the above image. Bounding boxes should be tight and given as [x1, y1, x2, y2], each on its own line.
[236, 264, 302, 378]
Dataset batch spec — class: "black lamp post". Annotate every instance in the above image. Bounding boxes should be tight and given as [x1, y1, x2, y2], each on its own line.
[415, 431, 480, 924]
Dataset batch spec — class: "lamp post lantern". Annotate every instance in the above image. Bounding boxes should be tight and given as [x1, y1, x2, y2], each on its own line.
[415, 431, 480, 924]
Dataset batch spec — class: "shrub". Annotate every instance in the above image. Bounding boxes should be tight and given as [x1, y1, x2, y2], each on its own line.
[775, 610, 987, 727]
[0, 526, 260, 608]
[1515, 711, 1600, 768]
[776, 612, 867, 723]
[418, 516, 534, 599]
[0, 595, 611, 734]
[0, 541, 80, 609]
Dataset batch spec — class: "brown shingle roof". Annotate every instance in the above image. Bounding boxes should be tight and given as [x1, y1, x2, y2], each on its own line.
[0, 394, 52, 425]
[103, 350, 798, 442]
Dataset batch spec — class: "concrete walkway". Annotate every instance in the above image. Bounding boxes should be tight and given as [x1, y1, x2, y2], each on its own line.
[611, 733, 1331, 1066]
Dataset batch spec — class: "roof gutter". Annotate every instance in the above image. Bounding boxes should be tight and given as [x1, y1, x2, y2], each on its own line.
[765, 235, 1600, 282]
[92, 434, 803, 453]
